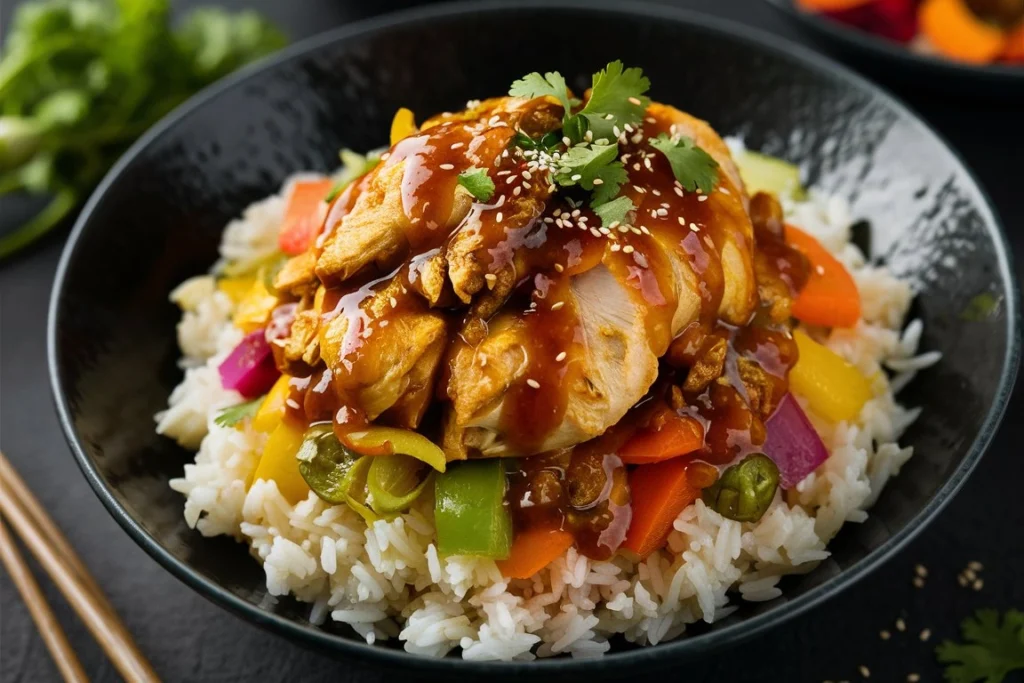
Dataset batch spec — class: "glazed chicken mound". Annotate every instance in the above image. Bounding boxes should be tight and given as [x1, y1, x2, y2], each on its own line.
[269, 92, 804, 472]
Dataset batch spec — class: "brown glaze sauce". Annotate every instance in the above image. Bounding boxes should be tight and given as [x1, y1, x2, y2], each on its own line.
[269, 96, 811, 558]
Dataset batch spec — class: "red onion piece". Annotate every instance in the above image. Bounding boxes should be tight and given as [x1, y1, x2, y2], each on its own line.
[763, 393, 831, 489]
[218, 330, 280, 398]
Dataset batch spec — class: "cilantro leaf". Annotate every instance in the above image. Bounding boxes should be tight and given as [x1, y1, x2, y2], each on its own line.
[590, 162, 628, 205]
[456, 167, 495, 202]
[648, 133, 719, 193]
[937, 609, 1024, 683]
[509, 71, 575, 115]
[575, 60, 650, 142]
[554, 142, 619, 189]
[325, 149, 380, 202]
[214, 396, 264, 428]
[593, 196, 635, 228]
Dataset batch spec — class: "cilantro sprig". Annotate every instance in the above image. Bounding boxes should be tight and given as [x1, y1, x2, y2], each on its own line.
[648, 133, 719, 194]
[214, 396, 264, 428]
[457, 167, 495, 202]
[937, 609, 1024, 683]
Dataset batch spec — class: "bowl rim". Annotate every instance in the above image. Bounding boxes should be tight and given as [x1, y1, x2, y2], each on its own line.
[48, 0, 1021, 673]
[763, 0, 1024, 84]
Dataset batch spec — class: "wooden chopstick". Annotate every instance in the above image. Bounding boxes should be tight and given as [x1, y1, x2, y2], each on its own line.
[0, 451, 160, 683]
[0, 518, 89, 683]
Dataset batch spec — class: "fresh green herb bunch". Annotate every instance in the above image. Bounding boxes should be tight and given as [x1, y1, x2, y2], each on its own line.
[0, 0, 286, 258]
[508, 61, 719, 229]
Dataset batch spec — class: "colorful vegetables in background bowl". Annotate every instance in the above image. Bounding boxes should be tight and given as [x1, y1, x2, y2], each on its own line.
[48, 2, 1018, 673]
[0, 0, 286, 259]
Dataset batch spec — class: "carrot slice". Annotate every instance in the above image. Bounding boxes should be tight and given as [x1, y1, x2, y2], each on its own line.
[278, 179, 334, 255]
[1003, 22, 1024, 62]
[919, 0, 1007, 64]
[796, 0, 873, 13]
[785, 223, 861, 329]
[622, 459, 713, 559]
[497, 527, 574, 579]
[618, 411, 704, 464]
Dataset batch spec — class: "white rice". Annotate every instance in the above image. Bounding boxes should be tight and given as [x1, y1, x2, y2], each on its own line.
[156, 168, 935, 660]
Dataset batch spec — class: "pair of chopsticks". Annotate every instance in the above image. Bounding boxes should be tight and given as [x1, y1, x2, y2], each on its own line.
[0, 451, 160, 682]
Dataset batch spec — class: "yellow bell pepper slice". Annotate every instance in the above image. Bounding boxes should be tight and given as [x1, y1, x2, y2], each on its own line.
[251, 420, 310, 504]
[789, 329, 872, 423]
[252, 375, 291, 433]
[389, 107, 417, 146]
[344, 427, 446, 472]
[232, 277, 278, 333]
[217, 275, 256, 304]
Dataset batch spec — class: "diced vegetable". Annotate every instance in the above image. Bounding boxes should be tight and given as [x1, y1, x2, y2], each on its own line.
[390, 107, 417, 146]
[789, 329, 872, 422]
[278, 178, 333, 255]
[1004, 22, 1024, 61]
[785, 224, 861, 329]
[217, 275, 256, 304]
[367, 455, 432, 514]
[232, 277, 279, 333]
[496, 527, 574, 579]
[343, 427, 447, 472]
[734, 150, 806, 200]
[763, 393, 830, 489]
[618, 409, 705, 464]
[218, 329, 280, 398]
[252, 375, 291, 433]
[251, 420, 310, 504]
[434, 460, 512, 559]
[296, 423, 360, 504]
[919, 0, 1007, 63]
[701, 453, 779, 523]
[622, 459, 716, 559]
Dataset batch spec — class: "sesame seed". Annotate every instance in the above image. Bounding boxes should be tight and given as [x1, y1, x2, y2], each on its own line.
[584, 130, 594, 142]
[618, 225, 629, 233]
[513, 186, 522, 196]
[611, 243, 621, 252]
[571, 174, 582, 181]
[919, 629, 931, 641]
[690, 223, 700, 231]
[496, 212, 503, 222]
[604, 114, 615, 121]
[439, 163, 455, 170]
[657, 208, 668, 217]
[556, 351, 567, 362]
[613, 126, 622, 137]
[650, 210, 658, 218]
[522, 170, 532, 180]
[497, 170, 511, 176]
[859, 665, 870, 678]
[599, 227, 610, 235]
[553, 208, 562, 216]
[968, 561, 984, 571]
[380, 152, 391, 161]
[506, 175, 519, 184]
[678, 216, 685, 225]
[973, 578, 984, 591]
[633, 185, 647, 194]
[390, 296, 398, 307]
[450, 142, 465, 149]
[630, 227, 642, 235]
[624, 124, 635, 133]
[646, 117, 656, 123]
[623, 245, 635, 254]
[907, 675, 920, 682]
[644, 157, 653, 170]
[896, 618, 906, 632]
[479, 356, 487, 367]
[484, 273, 497, 282]
[543, 216, 553, 224]
[912, 577, 925, 588]
[551, 301, 565, 310]
[915, 565, 928, 578]
[554, 264, 564, 273]
[633, 163, 641, 171]
[964, 569, 977, 581]
[640, 226, 651, 235]
[958, 574, 969, 587]
[698, 195, 708, 202]
[562, 136, 571, 146]
[631, 132, 644, 144]
[590, 228, 601, 238]
[592, 178, 604, 185]
[628, 97, 642, 106]
[526, 379, 540, 389]
[879, 630, 890, 640]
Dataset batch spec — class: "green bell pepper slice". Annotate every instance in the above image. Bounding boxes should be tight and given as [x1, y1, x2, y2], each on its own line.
[434, 459, 511, 559]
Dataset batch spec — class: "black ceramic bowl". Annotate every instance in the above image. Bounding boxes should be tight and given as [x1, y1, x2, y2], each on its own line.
[764, 0, 1024, 96]
[49, 0, 1019, 676]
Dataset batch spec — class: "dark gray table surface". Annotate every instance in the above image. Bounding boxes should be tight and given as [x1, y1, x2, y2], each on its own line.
[1, 1, 1021, 681]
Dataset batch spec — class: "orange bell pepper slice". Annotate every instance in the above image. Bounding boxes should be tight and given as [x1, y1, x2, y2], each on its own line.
[278, 179, 333, 255]
[919, 0, 1007, 64]
[785, 223, 861, 329]
[496, 527, 575, 579]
